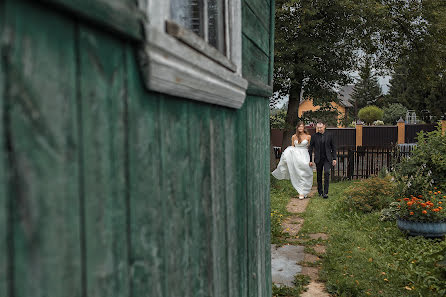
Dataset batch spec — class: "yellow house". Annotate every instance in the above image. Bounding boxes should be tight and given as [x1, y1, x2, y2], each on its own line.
[298, 85, 354, 127]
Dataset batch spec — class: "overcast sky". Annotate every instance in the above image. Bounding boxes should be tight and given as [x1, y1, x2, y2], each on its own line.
[274, 75, 391, 109]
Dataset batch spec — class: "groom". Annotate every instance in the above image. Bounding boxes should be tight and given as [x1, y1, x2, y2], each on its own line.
[308, 121, 337, 198]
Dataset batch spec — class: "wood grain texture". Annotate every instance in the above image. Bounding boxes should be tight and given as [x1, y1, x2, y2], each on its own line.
[235, 102, 249, 297]
[244, 0, 270, 31]
[242, 35, 270, 89]
[159, 97, 193, 297]
[210, 109, 229, 297]
[126, 46, 164, 297]
[78, 26, 129, 297]
[246, 96, 271, 297]
[223, 109, 238, 297]
[188, 103, 213, 297]
[5, 1, 81, 296]
[268, 0, 275, 86]
[37, 0, 143, 40]
[0, 1, 7, 294]
[242, 4, 270, 56]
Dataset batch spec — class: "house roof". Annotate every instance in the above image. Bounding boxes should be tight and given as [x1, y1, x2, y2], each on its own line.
[298, 85, 354, 108]
[337, 84, 354, 108]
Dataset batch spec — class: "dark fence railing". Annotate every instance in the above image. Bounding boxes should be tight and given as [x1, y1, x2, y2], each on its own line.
[405, 123, 438, 143]
[331, 146, 414, 181]
[363, 126, 398, 147]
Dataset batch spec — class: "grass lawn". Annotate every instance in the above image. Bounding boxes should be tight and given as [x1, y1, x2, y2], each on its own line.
[270, 176, 446, 296]
[300, 180, 446, 297]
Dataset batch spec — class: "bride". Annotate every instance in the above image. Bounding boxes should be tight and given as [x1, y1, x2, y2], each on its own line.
[272, 122, 313, 199]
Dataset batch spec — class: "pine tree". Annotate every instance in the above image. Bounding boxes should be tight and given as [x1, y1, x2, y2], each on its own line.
[350, 59, 382, 118]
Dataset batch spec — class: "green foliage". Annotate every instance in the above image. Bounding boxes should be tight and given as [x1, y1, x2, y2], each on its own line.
[270, 109, 287, 129]
[272, 275, 310, 297]
[270, 176, 295, 243]
[392, 128, 446, 197]
[379, 202, 401, 222]
[342, 176, 396, 213]
[386, 0, 446, 118]
[350, 59, 382, 116]
[382, 103, 408, 124]
[301, 103, 340, 127]
[300, 181, 446, 297]
[358, 105, 384, 124]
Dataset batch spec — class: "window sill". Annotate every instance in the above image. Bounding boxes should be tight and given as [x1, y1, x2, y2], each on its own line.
[139, 28, 248, 109]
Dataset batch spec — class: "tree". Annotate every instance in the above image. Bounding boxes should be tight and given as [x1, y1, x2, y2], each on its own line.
[273, 0, 362, 148]
[382, 103, 408, 125]
[270, 109, 287, 129]
[272, 0, 417, 149]
[386, 0, 446, 119]
[300, 103, 340, 127]
[350, 58, 382, 117]
[358, 106, 384, 125]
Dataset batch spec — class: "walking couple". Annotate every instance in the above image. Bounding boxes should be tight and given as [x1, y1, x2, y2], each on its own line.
[272, 121, 337, 199]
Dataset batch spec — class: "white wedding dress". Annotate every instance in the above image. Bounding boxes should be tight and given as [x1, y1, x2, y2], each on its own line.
[272, 139, 313, 196]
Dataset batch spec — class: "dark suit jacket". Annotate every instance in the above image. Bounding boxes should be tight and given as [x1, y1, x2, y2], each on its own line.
[308, 132, 337, 163]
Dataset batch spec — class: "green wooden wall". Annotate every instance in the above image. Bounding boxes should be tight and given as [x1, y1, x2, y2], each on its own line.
[0, 0, 273, 296]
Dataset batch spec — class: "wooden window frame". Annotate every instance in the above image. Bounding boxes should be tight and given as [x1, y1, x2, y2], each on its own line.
[139, 0, 247, 109]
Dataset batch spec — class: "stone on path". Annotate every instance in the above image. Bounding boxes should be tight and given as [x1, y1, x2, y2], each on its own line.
[301, 282, 330, 297]
[282, 217, 304, 236]
[287, 198, 310, 213]
[271, 244, 305, 287]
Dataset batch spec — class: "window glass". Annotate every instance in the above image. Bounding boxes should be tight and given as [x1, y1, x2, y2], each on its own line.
[170, 0, 204, 37]
[208, 0, 226, 54]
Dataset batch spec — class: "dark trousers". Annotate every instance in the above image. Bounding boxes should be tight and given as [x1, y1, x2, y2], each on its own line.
[316, 158, 331, 195]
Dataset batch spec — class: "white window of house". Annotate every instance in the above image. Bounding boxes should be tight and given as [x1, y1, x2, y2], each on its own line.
[140, 0, 247, 109]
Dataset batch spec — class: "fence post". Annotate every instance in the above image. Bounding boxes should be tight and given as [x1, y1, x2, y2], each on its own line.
[397, 118, 405, 144]
[347, 149, 352, 179]
[355, 120, 363, 147]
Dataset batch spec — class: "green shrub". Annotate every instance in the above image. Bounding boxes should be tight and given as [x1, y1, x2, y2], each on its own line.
[392, 128, 446, 197]
[383, 103, 408, 124]
[358, 105, 384, 124]
[342, 176, 396, 213]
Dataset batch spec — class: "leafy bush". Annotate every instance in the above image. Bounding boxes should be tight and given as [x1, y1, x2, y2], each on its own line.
[392, 128, 446, 197]
[373, 120, 384, 125]
[342, 176, 396, 212]
[270, 109, 287, 129]
[358, 105, 384, 124]
[383, 103, 408, 124]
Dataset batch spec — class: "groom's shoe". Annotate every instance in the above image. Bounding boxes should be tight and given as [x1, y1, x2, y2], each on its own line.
[323, 194, 329, 199]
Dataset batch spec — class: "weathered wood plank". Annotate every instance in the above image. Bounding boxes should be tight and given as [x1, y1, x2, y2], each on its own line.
[209, 108, 229, 296]
[78, 26, 129, 297]
[188, 103, 213, 297]
[242, 4, 270, 56]
[246, 96, 271, 297]
[0, 1, 7, 294]
[268, 0, 275, 86]
[244, 0, 270, 31]
[224, 110, 239, 297]
[242, 35, 270, 90]
[262, 99, 272, 297]
[159, 97, 192, 297]
[235, 101, 248, 297]
[126, 46, 164, 297]
[37, 0, 144, 40]
[246, 97, 259, 297]
[4, 1, 81, 296]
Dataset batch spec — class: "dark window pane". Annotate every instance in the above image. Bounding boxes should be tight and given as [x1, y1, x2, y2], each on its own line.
[208, 0, 226, 54]
[171, 0, 204, 37]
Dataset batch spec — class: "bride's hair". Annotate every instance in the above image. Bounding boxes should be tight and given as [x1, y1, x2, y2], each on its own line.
[295, 121, 308, 143]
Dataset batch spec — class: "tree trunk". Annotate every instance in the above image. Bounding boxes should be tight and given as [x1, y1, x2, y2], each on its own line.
[281, 85, 301, 150]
